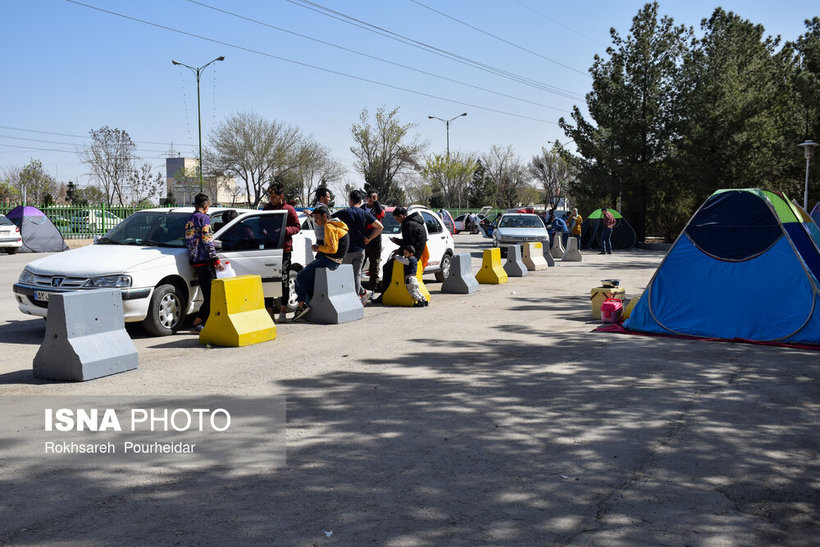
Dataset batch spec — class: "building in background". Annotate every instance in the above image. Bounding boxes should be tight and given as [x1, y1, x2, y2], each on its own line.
[165, 157, 239, 206]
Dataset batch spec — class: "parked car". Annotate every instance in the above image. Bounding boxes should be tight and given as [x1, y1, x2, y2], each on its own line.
[454, 213, 487, 234]
[14, 207, 315, 335]
[490, 213, 550, 255]
[438, 209, 456, 235]
[70, 210, 122, 234]
[0, 214, 23, 254]
[369, 206, 455, 283]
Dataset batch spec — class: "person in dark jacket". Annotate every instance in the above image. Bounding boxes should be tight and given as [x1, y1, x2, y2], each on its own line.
[332, 189, 383, 297]
[362, 190, 385, 290]
[264, 183, 301, 322]
[184, 193, 224, 332]
[375, 207, 427, 299]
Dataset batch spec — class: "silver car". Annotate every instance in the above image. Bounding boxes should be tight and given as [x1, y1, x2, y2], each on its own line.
[491, 213, 549, 254]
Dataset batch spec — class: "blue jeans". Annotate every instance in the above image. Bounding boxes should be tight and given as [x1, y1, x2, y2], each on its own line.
[601, 227, 613, 253]
[295, 255, 339, 305]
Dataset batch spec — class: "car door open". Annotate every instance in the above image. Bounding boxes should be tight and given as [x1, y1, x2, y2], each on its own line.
[216, 211, 288, 299]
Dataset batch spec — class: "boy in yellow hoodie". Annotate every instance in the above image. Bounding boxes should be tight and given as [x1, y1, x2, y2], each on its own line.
[292, 205, 350, 321]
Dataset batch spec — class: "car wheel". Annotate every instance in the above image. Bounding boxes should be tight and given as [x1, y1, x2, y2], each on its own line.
[492, 234, 499, 248]
[143, 283, 185, 336]
[434, 253, 452, 282]
[5, 247, 18, 254]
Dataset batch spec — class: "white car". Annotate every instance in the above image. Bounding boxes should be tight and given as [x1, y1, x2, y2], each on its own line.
[454, 213, 486, 234]
[375, 206, 455, 282]
[0, 214, 23, 254]
[490, 213, 550, 254]
[70, 209, 122, 234]
[13, 207, 315, 336]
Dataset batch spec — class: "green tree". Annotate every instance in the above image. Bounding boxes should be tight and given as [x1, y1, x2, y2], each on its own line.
[793, 17, 820, 141]
[350, 106, 427, 204]
[74, 185, 107, 205]
[467, 160, 496, 207]
[793, 17, 820, 204]
[66, 181, 79, 204]
[560, 2, 689, 241]
[675, 8, 804, 204]
[420, 153, 477, 209]
[14, 160, 58, 203]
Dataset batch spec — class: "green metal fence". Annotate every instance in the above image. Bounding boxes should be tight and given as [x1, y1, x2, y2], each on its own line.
[0, 203, 157, 239]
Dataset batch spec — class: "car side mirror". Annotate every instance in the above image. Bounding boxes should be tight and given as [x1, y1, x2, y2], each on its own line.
[213, 240, 222, 250]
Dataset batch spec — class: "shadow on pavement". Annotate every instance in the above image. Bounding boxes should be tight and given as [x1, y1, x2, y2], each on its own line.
[1, 331, 816, 545]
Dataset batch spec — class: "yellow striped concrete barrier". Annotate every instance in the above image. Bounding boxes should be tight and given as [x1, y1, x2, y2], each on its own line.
[383, 259, 430, 306]
[523, 242, 549, 271]
[199, 275, 276, 347]
[475, 248, 508, 284]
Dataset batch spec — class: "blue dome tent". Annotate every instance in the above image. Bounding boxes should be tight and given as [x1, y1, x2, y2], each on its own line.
[624, 189, 820, 345]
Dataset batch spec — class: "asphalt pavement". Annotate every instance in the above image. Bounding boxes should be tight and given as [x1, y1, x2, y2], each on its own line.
[0, 234, 817, 545]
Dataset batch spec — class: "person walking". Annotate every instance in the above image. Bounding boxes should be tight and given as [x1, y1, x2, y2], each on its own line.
[332, 189, 383, 297]
[600, 208, 616, 255]
[185, 193, 224, 332]
[264, 183, 301, 322]
[362, 190, 385, 290]
[292, 205, 350, 321]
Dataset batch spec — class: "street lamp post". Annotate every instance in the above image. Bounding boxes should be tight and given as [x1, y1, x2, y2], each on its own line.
[172, 56, 225, 192]
[798, 140, 818, 210]
[428, 112, 467, 159]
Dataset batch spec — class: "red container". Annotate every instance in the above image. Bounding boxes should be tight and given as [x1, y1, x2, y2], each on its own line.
[600, 298, 623, 323]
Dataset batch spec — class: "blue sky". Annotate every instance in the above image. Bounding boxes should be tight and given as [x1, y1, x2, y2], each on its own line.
[1, 0, 816, 197]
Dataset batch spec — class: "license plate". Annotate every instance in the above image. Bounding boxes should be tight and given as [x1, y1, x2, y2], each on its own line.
[34, 291, 50, 302]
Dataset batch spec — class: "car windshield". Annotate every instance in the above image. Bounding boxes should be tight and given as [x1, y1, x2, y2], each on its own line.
[99, 212, 191, 247]
[499, 215, 543, 228]
[0, 215, 12, 226]
[381, 213, 402, 235]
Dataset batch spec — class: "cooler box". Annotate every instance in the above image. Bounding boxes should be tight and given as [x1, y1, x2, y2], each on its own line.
[600, 298, 623, 323]
[622, 296, 640, 319]
[590, 286, 625, 319]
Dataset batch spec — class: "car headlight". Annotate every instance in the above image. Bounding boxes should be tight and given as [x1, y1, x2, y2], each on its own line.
[84, 275, 132, 288]
[18, 269, 35, 284]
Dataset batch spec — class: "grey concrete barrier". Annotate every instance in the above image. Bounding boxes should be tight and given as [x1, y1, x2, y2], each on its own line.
[543, 244, 555, 267]
[308, 264, 364, 324]
[562, 237, 583, 261]
[33, 289, 138, 381]
[550, 235, 565, 258]
[504, 245, 528, 277]
[441, 253, 479, 294]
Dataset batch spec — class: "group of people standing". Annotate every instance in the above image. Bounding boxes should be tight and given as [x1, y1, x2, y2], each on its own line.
[543, 208, 583, 248]
[541, 206, 617, 254]
[184, 185, 429, 329]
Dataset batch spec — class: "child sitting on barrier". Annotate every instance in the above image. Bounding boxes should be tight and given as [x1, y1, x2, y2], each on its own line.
[395, 245, 428, 307]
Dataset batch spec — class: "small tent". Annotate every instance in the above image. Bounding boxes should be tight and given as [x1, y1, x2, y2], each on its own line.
[624, 189, 820, 345]
[580, 209, 637, 250]
[6, 206, 68, 253]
